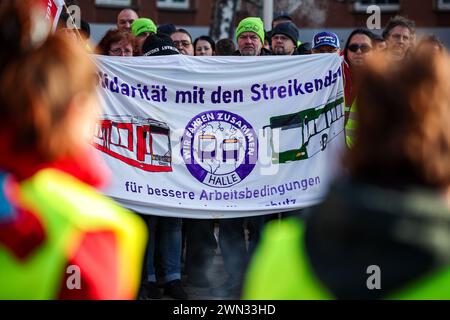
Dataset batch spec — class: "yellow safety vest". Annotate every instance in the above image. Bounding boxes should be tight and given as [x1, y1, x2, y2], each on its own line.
[243, 218, 450, 300]
[345, 98, 357, 148]
[0, 168, 147, 299]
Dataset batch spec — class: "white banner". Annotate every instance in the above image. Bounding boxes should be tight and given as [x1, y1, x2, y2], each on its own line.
[94, 54, 345, 218]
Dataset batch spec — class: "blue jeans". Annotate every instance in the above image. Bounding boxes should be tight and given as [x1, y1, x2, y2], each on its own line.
[144, 216, 182, 283]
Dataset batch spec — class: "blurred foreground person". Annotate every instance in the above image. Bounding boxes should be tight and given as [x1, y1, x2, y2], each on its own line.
[243, 45, 450, 299]
[0, 0, 147, 299]
[416, 35, 444, 53]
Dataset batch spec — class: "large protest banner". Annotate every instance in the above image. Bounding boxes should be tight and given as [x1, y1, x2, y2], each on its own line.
[94, 54, 345, 218]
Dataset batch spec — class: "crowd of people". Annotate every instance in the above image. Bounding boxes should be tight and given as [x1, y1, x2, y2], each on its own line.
[1, 0, 449, 300]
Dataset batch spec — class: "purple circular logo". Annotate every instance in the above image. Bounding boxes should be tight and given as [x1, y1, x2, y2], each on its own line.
[181, 110, 258, 188]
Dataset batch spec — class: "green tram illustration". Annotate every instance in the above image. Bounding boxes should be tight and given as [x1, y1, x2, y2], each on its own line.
[263, 96, 345, 164]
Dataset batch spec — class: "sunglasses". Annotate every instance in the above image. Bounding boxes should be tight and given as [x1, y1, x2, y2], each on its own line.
[348, 44, 372, 53]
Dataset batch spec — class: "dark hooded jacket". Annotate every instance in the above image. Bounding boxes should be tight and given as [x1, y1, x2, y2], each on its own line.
[305, 180, 450, 299]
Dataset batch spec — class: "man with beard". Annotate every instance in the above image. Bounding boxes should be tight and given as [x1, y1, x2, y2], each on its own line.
[234, 17, 271, 56]
[270, 22, 299, 56]
[382, 15, 416, 61]
[210, 16, 270, 299]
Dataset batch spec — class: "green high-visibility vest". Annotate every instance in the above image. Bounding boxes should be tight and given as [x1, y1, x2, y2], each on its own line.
[345, 98, 357, 148]
[243, 219, 331, 299]
[243, 218, 450, 300]
[0, 168, 147, 299]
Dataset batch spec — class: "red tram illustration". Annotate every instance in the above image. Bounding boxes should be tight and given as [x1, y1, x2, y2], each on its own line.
[93, 115, 172, 172]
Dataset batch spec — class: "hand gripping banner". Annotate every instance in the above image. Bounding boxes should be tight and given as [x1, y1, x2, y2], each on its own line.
[94, 54, 345, 218]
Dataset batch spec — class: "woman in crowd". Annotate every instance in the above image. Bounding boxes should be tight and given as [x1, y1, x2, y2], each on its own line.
[194, 35, 215, 56]
[0, 0, 146, 299]
[342, 28, 375, 147]
[243, 45, 450, 299]
[97, 28, 135, 56]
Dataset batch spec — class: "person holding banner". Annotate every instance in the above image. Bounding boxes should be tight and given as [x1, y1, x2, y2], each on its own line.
[167, 27, 219, 290]
[170, 28, 195, 56]
[311, 31, 341, 54]
[131, 17, 157, 56]
[138, 34, 188, 300]
[194, 35, 215, 56]
[208, 16, 272, 298]
[0, 0, 147, 299]
[342, 29, 375, 147]
[234, 17, 271, 56]
[270, 22, 299, 56]
[243, 45, 450, 300]
[97, 28, 135, 57]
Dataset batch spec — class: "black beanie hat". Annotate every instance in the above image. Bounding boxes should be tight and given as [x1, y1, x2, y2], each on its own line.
[157, 23, 177, 36]
[142, 33, 180, 56]
[271, 22, 299, 46]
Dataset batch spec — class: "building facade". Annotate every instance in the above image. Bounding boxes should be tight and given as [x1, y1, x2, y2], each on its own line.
[72, 0, 450, 46]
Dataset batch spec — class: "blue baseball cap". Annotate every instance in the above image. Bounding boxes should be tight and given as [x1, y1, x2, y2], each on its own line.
[312, 31, 340, 50]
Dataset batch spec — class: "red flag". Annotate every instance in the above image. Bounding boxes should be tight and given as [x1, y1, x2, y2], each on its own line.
[39, 0, 64, 32]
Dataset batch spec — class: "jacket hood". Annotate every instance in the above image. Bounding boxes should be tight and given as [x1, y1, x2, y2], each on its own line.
[305, 180, 450, 299]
